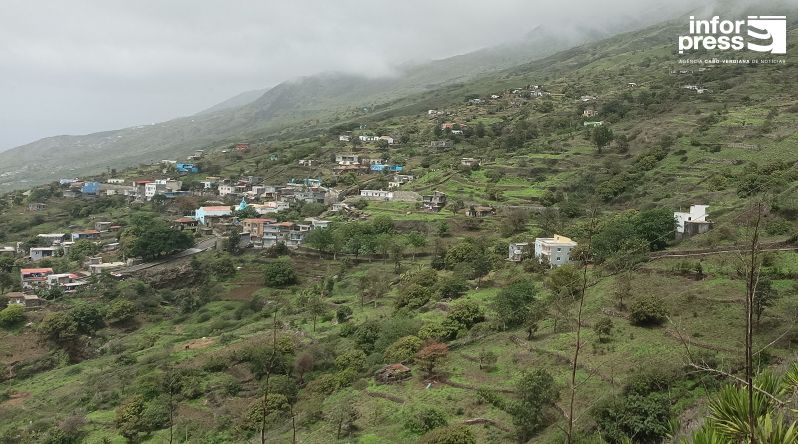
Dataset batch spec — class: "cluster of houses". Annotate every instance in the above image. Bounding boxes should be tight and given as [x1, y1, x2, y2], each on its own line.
[55, 177, 188, 201]
[177, 197, 332, 250]
[333, 153, 404, 176]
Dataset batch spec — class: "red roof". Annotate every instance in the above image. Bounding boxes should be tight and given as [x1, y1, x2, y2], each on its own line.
[201, 206, 232, 211]
[273, 222, 296, 227]
[77, 229, 100, 234]
[174, 217, 197, 223]
[243, 218, 276, 224]
[21, 268, 54, 274]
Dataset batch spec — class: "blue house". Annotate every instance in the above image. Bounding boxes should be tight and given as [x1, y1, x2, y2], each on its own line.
[370, 164, 403, 173]
[175, 163, 200, 173]
[81, 181, 100, 195]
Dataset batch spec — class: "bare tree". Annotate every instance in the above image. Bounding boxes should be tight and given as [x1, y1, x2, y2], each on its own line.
[565, 209, 596, 444]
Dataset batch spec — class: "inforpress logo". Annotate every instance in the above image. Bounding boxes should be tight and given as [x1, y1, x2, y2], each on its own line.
[678, 15, 787, 54]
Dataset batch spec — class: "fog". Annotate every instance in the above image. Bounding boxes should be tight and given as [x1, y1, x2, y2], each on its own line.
[0, 0, 715, 151]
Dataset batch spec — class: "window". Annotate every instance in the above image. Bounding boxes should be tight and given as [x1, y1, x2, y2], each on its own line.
[557, 247, 562, 252]
[556, 257, 561, 261]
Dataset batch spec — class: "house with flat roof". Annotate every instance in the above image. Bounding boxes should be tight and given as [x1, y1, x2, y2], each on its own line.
[534, 234, 578, 267]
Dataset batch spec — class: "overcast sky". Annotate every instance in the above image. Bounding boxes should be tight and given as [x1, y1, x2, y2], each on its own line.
[0, 0, 710, 152]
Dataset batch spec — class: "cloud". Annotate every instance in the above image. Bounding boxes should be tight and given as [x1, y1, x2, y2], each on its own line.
[0, 0, 712, 151]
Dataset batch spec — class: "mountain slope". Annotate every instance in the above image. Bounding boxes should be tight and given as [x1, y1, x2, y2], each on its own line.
[0, 22, 632, 192]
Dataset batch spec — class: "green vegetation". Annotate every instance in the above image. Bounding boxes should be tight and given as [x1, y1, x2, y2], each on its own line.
[1, 11, 798, 444]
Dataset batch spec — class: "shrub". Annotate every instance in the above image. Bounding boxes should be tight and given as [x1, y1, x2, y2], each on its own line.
[419, 425, 476, 444]
[629, 295, 667, 326]
[404, 407, 448, 434]
[0, 304, 25, 328]
[384, 335, 423, 363]
[263, 259, 297, 287]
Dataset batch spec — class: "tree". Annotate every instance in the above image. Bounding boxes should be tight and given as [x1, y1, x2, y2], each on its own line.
[122, 221, 193, 260]
[305, 228, 335, 258]
[510, 369, 559, 441]
[372, 215, 395, 234]
[524, 299, 549, 340]
[544, 264, 583, 299]
[106, 299, 136, 324]
[0, 255, 14, 273]
[594, 317, 614, 343]
[501, 208, 529, 237]
[324, 390, 360, 440]
[416, 342, 448, 377]
[405, 231, 427, 260]
[115, 395, 148, 441]
[67, 239, 101, 262]
[754, 278, 778, 327]
[492, 281, 537, 329]
[384, 336, 423, 363]
[614, 272, 632, 309]
[0, 271, 14, 294]
[478, 349, 498, 370]
[592, 125, 614, 154]
[0, 304, 25, 328]
[307, 294, 326, 332]
[404, 407, 448, 434]
[263, 259, 297, 287]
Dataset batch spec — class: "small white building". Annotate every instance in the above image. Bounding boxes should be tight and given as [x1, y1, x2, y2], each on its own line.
[674, 205, 712, 238]
[359, 190, 394, 200]
[508, 242, 530, 262]
[534, 234, 577, 267]
[30, 247, 60, 261]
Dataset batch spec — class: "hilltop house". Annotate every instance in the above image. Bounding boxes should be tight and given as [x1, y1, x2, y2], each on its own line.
[71, 230, 100, 241]
[29, 246, 60, 261]
[460, 158, 480, 167]
[195, 206, 233, 225]
[335, 154, 361, 164]
[81, 181, 101, 196]
[242, 218, 277, 239]
[28, 202, 47, 211]
[583, 121, 603, 127]
[359, 190, 394, 201]
[534, 234, 577, 267]
[582, 108, 598, 118]
[7, 292, 45, 308]
[37, 233, 68, 245]
[235, 143, 250, 152]
[508, 242, 530, 262]
[173, 217, 199, 231]
[465, 206, 496, 218]
[95, 221, 112, 232]
[370, 164, 404, 172]
[674, 205, 712, 239]
[47, 273, 88, 292]
[175, 163, 200, 173]
[422, 191, 447, 212]
[430, 140, 454, 149]
[20, 268, 54, 291]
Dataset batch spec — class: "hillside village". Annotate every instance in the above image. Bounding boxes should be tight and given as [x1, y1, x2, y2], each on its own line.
[0, 13, 798, 444]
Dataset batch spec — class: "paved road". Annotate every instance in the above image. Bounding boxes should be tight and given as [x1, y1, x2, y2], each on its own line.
[119, 236, 218, 274]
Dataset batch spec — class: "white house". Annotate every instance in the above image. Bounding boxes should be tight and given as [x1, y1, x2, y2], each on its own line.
[30, 247, 60, 261]
[359, 190, 394, 200]
[359, 135, 379, 142]
[674, 205, 712, 238]
[379, 136, 395, 145]
[339, 135, 352, 142]
[534, 234, 577, 267]
[218, 184, 236, 197]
